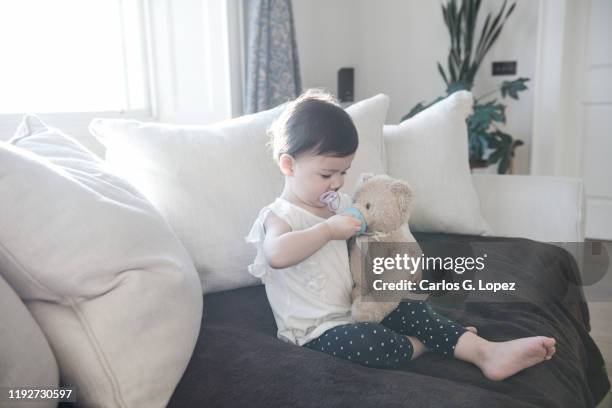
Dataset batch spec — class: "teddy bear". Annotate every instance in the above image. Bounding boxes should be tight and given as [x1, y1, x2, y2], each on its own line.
[347, 173, 428, 323]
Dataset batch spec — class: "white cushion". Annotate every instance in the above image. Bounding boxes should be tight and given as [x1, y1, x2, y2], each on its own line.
[0, 274, 59, 408]
[384, 91, 492, 235]
[346, 94, 389, 192]
[0, 115, 202, 408]
[90, 94, 389, 293]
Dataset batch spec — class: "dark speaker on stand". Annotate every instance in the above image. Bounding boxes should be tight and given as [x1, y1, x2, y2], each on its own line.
[338, 68, 354, 102]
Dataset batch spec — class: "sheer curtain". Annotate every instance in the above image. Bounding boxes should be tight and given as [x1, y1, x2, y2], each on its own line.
[245, 0, 302, 113]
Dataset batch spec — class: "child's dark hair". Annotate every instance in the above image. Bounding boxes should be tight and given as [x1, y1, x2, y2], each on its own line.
[269, 89, 358, 163]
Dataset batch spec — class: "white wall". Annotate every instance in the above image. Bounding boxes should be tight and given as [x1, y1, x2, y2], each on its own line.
[292, 0, 360, 97]
[351, 0, 448, 122]
[293, 0, 539, 174]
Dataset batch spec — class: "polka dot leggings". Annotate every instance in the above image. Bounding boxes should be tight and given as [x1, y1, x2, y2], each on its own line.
[303, 300, 467, 369]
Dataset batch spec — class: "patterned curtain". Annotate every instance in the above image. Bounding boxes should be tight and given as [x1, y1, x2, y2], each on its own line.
[245, 0, 302, 113]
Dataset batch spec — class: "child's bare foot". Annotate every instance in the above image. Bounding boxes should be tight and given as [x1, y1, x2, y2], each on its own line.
[465, 326, 477, 334]
[478, 336, 556, 381]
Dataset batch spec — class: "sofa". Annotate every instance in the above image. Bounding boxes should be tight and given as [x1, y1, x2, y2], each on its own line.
[0, 91, 609, 408]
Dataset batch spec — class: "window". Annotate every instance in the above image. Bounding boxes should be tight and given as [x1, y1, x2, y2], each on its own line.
[0, 0, 151, 114]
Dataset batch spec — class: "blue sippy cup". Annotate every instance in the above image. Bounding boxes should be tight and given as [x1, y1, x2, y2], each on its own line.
[319, 191, 367, 235]
[342, 206, 367, 235]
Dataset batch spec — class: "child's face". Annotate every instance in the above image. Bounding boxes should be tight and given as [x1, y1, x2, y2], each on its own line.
[284, 153, 355, 208]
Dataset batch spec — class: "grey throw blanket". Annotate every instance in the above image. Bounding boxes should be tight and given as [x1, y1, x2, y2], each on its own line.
[168, 232, 610, 408]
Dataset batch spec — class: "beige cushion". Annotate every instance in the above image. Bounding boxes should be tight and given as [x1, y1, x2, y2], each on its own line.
[384, 91, 492, 235]
[0, 274, 59, 408]
[90, 94, 389, 294]
[0, 115, 203, 407]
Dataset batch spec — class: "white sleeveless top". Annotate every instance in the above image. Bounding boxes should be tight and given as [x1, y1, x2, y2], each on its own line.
[245, 194, 355, 346]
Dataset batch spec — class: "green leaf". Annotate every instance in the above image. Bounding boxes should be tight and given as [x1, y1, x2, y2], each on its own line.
[501, 78, 529, 99]
[463, 0, 477, 71]
[451, 49, 462, 70]
[468, 128, 488, 160]
[487, 148, 505, 164]
[437, 62, 450, 86]
[498, 154, 511, 174]
[448, 54, 457, 82]
[401, 103, 427, 122]
[442, 3, 449, 28]
[468, 131, 484, 160]
[483, 129, 522, 173]
[480, 24, 504, 61]
[457, 56, 468, 82]
[465, 1, 475, 52]
[491, 129, 512, 144]
[475, 14, 491, 64]
[485, 136, 504, 148]
[489, 0, 508, 41]
[447, 1, 458, 45]
[479, 9, 501, 59]
[506, 2, 516, 19]
[475, 0, 514, 66]
[474, 0, 483, 19]
[465, 64, 479, 86]
[469, 101, 506, 131]
[456, 2, 465, 54]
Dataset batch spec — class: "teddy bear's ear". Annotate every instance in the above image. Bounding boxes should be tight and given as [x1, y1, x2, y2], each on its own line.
[391, 180, 412, 214]
[357, 173, 375, 185]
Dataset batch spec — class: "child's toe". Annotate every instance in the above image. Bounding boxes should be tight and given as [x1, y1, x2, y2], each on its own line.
[544, 345, 556, 359]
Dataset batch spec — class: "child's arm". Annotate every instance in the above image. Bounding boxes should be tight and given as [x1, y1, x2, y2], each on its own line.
[262, 212, 361, 269]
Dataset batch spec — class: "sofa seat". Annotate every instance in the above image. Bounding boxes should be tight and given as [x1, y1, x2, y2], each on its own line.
[168, 233, 610, 408]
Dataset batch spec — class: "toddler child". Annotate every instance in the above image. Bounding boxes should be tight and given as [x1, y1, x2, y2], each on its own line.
[246, 89, 556, 381]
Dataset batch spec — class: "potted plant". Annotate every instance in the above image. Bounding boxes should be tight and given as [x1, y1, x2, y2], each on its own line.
[402, 0, 528, 174]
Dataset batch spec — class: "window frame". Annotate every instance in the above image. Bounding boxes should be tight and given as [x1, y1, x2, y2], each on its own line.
[0, 0, 157, 128]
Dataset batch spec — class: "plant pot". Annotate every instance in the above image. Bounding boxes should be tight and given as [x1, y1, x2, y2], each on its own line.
[469, 159, 488, 170]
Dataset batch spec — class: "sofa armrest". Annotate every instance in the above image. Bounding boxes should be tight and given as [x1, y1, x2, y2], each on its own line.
[472, 175, 585, 242]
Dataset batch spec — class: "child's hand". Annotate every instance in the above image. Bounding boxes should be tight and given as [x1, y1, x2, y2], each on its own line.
[323, 214, 362, 240]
